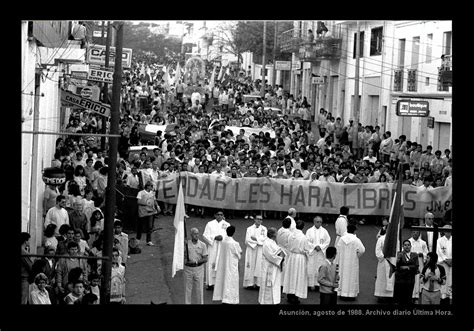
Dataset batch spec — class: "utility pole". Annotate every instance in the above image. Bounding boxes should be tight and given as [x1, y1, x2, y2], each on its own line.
[101, 21, 111, 151]
[28, 71, 41, 254]
[272, 21, 278, 89]
[261, 21, 267, 98]
[353, 21, 361, 155]
[101, 21, 123, 304]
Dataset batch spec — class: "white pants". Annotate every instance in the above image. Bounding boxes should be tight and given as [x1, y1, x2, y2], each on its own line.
[184, 265, 204, 304]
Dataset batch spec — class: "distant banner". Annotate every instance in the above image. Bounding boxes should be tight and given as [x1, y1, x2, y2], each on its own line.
[154, 173, 452, 219]
[225, 126, 276, 139]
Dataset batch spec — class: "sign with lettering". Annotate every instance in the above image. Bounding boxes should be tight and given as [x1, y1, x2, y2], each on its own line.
[152, 173, 452, 219]
[396, 100, 430, 117]
[86, 44, 133, 68]
[88, 67, 114, 84]
[61, 89, 110, 117]
[312, 77, 325, 84]
[275, 61, 291, 71]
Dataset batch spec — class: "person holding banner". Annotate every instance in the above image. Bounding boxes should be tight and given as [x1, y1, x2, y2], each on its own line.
[184, 227, 208, 304]
[202, 210, 230, 290]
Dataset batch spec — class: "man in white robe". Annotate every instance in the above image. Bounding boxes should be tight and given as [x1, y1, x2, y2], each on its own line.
[285, 208, 297, 231]
[212, 225, 242, 304]
[334, 206, 349, 247]
[336, 224, 365, 298]
[258, 227, 284, 304]
[409, 230, 428, 301]
[202, 210, 230, 289]
[305, 215, 331, 289]
[243, 215, 267, 288]
[374, 230, 394, 300]
[276, 218, 292, 285]
[282, 220, 315, 303]
[437, 225, 452, 301]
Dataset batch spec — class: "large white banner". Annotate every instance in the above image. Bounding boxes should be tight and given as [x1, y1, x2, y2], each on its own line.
[153, 172, 452, 219]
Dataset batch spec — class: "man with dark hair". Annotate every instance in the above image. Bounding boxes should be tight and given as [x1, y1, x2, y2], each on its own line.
[283, 220, 315, 304]
[213, 225, 242, 304]
[336, 224, 365, 300]
[114, 220, 129, 266]
[55, 241, 88, 303]
[317, 246, 338, 305]
[44, 195, 69, 236]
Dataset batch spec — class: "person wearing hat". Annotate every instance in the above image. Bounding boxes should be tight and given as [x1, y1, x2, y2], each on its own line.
[243, 214, 268, 289]
[436, 225, 452, 303]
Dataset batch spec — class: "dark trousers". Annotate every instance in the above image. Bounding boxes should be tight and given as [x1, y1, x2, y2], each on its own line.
[177, 92, 183, 102]
[394, 281, 415, 304]
[320, 291, 337, 305]
[137, 215, 153, 242]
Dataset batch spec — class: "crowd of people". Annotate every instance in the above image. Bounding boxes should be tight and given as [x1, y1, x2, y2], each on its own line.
[184, 207, 451, 305]
[22, 55, 452, 305]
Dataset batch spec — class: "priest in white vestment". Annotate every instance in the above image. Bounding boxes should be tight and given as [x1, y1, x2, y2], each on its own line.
[374, 231, 394, 299]
[283, 220, 315, 303]
[276, 218, 292, 285]
[409, 230, 428, 301]
[258, 227, 284, 304]
[212, 225, 242, 304]
[243, 215, 267, 288]
[285, 208, 297, 231]
[203, 211, 230, 288]
[305, 216, 331, 289]
[437, 226, 452, 300]
[334, 206, 349, 247]
[336, 224, 365, 298]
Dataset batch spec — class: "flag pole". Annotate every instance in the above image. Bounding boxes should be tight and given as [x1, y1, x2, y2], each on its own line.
[184, 216, 190, 262]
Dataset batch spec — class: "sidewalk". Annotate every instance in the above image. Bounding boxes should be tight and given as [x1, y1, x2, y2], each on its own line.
[124, 219, 174, 304]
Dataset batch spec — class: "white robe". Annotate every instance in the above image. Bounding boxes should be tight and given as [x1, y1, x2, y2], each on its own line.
[258, 239, 283, 304]
[409, 237, 428, 299]
[334, 215, 348, 247]
[336, 233, 365, 297]
[243, 224, 267, 287]
[276, 227, 292, 285]
[212, 236, 242, 304]
[282, 229, 314, 298]
[305, 225, 331, 287]
[202, 219, 230, 286]
[374, 235, 394, 297]
[437, 235, 452, 299]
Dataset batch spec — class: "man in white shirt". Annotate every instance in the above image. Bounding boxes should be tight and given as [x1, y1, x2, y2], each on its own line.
[44, 195, 69, 236]
[202, 210, 231, 290]
[243, 215, 267, 289]
[334, 206, 349, 247]
[363, 149, 377, 165]
[409, 230, 428, 301]
[306, 216, 331, 290]
[437, 225, 452, 301]
[420, 212, 435, 251]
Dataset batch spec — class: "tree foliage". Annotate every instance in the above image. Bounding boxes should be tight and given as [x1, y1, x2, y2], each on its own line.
[122, 22, 182, 63]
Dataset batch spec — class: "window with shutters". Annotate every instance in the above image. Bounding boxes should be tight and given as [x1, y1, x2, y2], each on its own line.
[407, 69, 417, 92]
[353, 31, 364, 58]
[394, 69, 403, 92]
[370, 27, 383, 56]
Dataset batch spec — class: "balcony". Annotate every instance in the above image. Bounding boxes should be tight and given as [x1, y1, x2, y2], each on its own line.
[279, 28, 342, 60]
[298, 38, 342, 61]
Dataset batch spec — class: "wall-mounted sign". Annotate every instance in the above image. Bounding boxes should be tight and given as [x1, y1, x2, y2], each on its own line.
[61, 89, 110, 117]
[42, 167, 65, 186]
[71, 71, 88, 80]
[86, 44, 133, 68]
[275, 61, 291, 71]
[292, 61, 301, 70]
[88, 67, 114, 84]
[312, 77, 325, 84]
[396, 100, 430, 117]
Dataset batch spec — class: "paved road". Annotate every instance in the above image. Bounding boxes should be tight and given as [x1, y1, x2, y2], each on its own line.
[125, 212, 414, 305]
